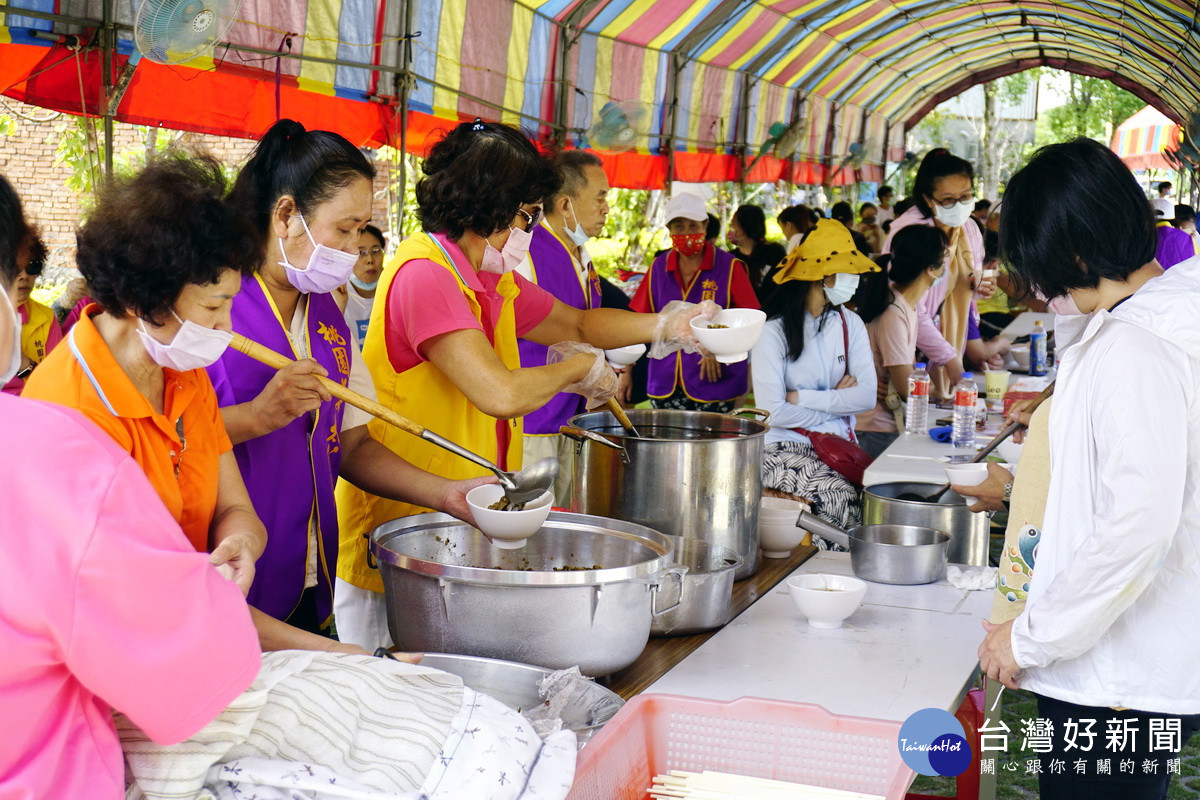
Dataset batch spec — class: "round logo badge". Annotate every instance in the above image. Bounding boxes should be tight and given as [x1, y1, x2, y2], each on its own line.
[897, 707, 972, 777]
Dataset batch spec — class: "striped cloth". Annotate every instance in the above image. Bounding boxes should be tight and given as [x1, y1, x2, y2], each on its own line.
[761, 439, 861, 551]
[119, 651, 577, 800]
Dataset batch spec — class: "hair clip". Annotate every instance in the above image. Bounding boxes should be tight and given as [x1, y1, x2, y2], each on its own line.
[471, 118, 485, 131]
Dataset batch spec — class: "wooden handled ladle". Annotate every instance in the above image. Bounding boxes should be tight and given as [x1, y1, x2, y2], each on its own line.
[897, 380, 1055, 504]
[229, 333, 557, 504]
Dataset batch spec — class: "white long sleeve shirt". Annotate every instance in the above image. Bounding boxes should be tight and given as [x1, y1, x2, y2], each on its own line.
[751, 309, 876, 447]
[1010, 257, 1200, 714]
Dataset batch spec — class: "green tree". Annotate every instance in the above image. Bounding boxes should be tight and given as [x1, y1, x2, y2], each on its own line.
[1036, 72, 1142, 145]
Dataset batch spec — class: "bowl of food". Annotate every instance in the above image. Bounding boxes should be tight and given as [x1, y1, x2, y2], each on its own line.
[689, 308, 767, 363]
[604, 343, 646, 367]
[466, 484, 554, 548]
[786, 573, 868, 629]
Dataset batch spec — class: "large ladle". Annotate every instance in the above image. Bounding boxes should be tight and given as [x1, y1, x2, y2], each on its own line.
[229, 333, 557, 505]
[897, 381, 1055, 504]
[604, 398, 641, 437]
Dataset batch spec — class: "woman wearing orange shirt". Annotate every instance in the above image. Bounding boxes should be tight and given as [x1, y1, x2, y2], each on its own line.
[24, 153, 362, 654]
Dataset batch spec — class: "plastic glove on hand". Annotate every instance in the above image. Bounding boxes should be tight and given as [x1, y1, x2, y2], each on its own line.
[648, 299, 719, 359]
[547, 341, 619, 408]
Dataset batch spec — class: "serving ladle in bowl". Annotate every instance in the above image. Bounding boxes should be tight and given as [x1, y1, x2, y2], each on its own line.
[897, 381, 1055, 504]
[229, 333, 557, 505]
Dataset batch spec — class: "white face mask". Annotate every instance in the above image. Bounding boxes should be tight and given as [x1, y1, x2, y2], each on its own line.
[0, 290, 21, 384]
[930, 265, 947, 287]
[563, 198, 591, 247]
[823, 272, 860, 306]
[137, 311, 232, 372]
[278, 212, 358, 294]
[932, 199, 974, 228]
[481, 225, 533, 274]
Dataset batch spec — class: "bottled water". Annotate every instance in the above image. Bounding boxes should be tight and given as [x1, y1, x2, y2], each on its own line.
[905, 362, 931, 435]
[951, 373, 978, 450]
[1029, 320, 1048, 376]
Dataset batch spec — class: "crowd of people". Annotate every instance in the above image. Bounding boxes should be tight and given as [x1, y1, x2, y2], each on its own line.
[2, 120, 1198, 800]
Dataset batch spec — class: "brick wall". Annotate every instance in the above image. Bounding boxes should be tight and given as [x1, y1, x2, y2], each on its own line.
[0, 99, 394, 284]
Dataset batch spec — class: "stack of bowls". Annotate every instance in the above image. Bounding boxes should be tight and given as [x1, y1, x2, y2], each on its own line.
[758, 495, 810, 558]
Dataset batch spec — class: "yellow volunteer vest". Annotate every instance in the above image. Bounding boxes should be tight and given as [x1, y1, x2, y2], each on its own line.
[21, 299, 57, 362]
[335, 232, 524, 593]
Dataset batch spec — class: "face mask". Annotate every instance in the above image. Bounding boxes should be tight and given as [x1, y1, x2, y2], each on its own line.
[930, 265, 947, 287]
[564, 198, 591, 247]
[671, 232, 706, 257]
[278, 212, 358, 294]
[823, 272, 860, 306]
[481, 225, 534, 274]
[1047, 293, 1083, 316]
[932, 199, 974, 228]
[137, 311, 232, 371]
[0, 291, 21, 384]
[348, 274, 378, 292]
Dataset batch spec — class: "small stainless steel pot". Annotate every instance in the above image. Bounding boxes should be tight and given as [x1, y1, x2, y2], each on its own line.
[796, 511, 949, 585]
[862, 482, 990, 567]
[651, 537, 744, 636]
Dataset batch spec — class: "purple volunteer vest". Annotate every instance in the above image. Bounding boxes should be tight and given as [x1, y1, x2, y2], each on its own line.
[206, 276, 351, 623]
[646, 245, 749, 401]
[518, 225, 604, 434]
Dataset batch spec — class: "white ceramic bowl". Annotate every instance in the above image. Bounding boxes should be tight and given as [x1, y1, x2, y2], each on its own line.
[465, 484, 554, 549]
[761, 495, 806, 514]
[689, 308, 767, 364]
[1008, 343, 1031, 371]
[995, 438, 1023, 467]
[944, 463, 989, 504]
[604, 343, 646, 367]
[759, 519, 806, 558]
[787, 573, 868, 629]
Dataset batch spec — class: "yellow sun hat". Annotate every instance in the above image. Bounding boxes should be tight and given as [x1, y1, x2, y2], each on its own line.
[773, 218, 881, 284]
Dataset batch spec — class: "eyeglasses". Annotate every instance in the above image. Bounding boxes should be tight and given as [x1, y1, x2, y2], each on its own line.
[22, 259, 43, 277]
[516, 206, 543, 232]
[358, 246, 384, 258]
[929, 193, 975, 209]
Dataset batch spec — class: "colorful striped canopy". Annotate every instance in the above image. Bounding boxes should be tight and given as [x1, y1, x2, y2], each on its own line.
[1, 0, 1196, 188]
[1111, 104, 1181, 171]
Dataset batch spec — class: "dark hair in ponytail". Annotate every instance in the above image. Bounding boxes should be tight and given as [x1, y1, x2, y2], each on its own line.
[232, 119, 375, 237]
[856, 225, 947, 323]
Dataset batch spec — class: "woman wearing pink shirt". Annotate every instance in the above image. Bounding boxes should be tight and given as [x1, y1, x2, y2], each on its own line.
[854, 225, 948, 457]
[883, 149, 996, 397]
[0, 174, 261, 799]
[334, 120, 714, 648]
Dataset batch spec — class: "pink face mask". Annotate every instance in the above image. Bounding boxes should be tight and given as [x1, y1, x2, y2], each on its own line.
[1047, 293, 1083, 316]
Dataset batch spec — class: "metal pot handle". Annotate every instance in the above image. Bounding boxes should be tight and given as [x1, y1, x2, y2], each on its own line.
[731, 407, 770, 422]
[796, 510, 852, 549]
[558, 425, 631, 464]
[638, 565, 687, 617]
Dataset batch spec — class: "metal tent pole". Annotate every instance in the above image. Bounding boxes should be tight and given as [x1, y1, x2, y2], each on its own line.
[101, 0, 114, 178]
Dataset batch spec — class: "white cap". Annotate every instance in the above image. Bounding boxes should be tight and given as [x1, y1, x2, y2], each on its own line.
[664, 193, 708, 224]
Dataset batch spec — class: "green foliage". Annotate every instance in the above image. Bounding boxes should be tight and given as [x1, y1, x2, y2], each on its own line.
[0, 115, 15, 136]
[591, 188, 657, 282]
[1036, 72, 1142, 145]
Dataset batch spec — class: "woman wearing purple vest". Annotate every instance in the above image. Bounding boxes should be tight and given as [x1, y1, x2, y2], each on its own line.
[207, 120, 490, 642]
[628, 193, 762, 412]
[751, 220, 878, 547]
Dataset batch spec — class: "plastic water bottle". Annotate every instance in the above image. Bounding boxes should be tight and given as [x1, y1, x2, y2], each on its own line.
[905, 362, 931, 435]
[952, 373, 978, 450]
[1029, 320, 1047, 376]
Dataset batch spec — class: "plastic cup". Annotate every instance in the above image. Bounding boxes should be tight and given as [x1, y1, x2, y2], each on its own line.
[984, 370, 1011, 412]
[944, 463, 989, 505]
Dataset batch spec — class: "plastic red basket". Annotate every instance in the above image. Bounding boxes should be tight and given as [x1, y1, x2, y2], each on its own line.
[566, 694, 914, 800]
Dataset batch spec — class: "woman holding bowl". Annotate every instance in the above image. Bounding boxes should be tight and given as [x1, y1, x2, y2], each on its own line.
[334, 119, 714, 649]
